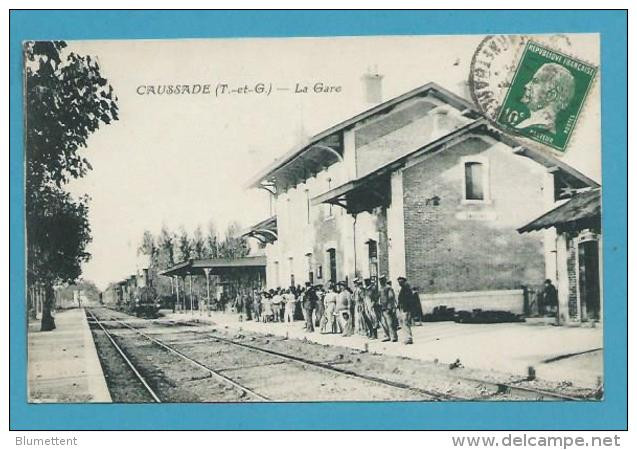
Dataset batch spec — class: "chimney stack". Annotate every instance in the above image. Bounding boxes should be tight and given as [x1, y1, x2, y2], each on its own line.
[361, 66, 383, 104]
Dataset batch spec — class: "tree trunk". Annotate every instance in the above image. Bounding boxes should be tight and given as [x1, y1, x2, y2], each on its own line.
[40, 284, 56, 331]
[28, 286, 37, 320]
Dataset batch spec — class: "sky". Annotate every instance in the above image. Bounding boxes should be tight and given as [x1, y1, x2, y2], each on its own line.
[63, 34, 601, 290]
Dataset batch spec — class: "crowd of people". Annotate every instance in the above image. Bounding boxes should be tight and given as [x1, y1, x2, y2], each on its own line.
[232, 275, 423, 345]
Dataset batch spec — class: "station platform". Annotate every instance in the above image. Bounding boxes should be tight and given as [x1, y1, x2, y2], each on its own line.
[166, 309, 603, 388]
[28, 308, 112, 403]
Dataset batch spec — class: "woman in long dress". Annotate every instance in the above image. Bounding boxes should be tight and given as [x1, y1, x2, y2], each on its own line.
[320, 284, 339, 334]
[363, 281, 380, 339]
[353, 281, 370, 336]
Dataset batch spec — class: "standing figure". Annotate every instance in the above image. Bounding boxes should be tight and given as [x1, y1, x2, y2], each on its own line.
[335, 281, 354, 336]
[302, 282, 318, 332]
[262, 291, 273, 323]
[243, 291, 253, 321]
[397, 276, 418, 344]
[233, 292, 245, 321]
[352, 278, 370, 336]
[295, 284, 305, 320]
[284, 288, 297, 323]
[412, 286, 424, 325]
[271, 288, 283, 322]
[541, 279, 558, 316]
[378, 275, 398, 342]
[363, 278, 380, 339]
[314, 285, 325, 328]
[320, 283, 339, 334]
[252, 289, 262, 322]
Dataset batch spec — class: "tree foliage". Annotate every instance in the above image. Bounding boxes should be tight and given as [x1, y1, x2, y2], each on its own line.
[25, 41, 119, 189]
[191, 226, 206, 259]
[176, 227, 193, 262]
[138, 230, 156, 259]
[156, 225, 175, 270]
[25, 41, 119, 330]
[205, 220, 219, 258]
[218, 221, 250, 259]
[27, 188, 92, 286]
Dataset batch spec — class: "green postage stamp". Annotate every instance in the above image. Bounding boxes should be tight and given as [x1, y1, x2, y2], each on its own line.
[496, 41, 598, 152]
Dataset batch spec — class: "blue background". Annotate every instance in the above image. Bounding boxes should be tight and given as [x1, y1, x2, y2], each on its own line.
[9, 10, 627, 430]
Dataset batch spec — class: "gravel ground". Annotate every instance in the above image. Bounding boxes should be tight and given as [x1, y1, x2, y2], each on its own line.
[89, 308, 599, 402]
[92, 326, 249, 402]
[90, 325, 158, 403]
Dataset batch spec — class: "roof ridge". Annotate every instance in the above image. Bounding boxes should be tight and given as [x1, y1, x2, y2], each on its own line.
[245, 81, 479, 189]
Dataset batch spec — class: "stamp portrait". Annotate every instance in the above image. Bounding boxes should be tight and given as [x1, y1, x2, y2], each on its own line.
[496, 41, 597, 152]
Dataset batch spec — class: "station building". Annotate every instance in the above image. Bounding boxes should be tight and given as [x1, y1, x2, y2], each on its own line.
[243, 81, 599, 316]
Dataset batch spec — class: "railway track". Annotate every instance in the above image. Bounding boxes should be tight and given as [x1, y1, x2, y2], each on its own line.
[88, 308, 450, 401]
[86, 309, 161, 402]
[88, 308, 591, 402]
[87, 309, 268, 402]
[112, 314, 462, 401]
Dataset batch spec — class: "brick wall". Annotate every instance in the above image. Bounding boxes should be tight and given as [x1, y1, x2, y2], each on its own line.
[402, 136, 547, 296]
[566, 234, 579, 319]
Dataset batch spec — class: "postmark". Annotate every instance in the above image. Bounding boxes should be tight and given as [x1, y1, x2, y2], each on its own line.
[495, 41, 597, 152]
[469, 35, 531, 121]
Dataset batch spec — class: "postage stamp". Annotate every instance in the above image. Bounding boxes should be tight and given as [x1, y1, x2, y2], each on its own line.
[495, 41, 597, 152]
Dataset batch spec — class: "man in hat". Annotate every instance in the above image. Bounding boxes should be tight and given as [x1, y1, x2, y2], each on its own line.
[314, 284, 325, 328]
[378, 275, 398, 342]
[397, 276, 418, 344]
[302, 281, 318, 332]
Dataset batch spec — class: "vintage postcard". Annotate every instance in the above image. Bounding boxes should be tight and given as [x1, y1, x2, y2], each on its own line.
[24, 33, 604, 405]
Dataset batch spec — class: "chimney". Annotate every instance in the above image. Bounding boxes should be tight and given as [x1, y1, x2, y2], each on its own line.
[361, 66, 383, 104]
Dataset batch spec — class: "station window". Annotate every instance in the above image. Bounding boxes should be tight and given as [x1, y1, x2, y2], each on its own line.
[305, 189, 311, 224]
[327, 248, 337, 282]
[463, 158, 489, 202]
[306, 253, 313, 284]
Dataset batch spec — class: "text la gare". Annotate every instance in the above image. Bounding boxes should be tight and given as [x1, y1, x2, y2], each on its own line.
[295, 82, 342, 94]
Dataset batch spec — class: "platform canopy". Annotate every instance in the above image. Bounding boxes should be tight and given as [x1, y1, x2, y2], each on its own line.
[241, 216, 278, 244]
[518, 188, 601, 233]
[159, 256, 266, 278]
[311, 171, 391, 215]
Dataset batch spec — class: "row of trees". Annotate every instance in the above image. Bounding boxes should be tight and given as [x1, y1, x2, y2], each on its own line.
[131, 221, 251, 300]
[25, 41, 119, 330]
